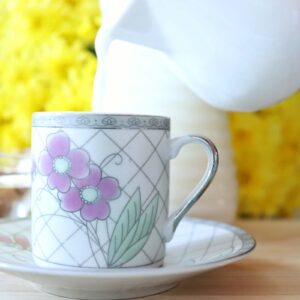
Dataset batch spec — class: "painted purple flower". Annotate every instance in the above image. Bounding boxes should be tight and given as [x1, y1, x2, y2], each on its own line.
[38, 131, 89, 192]
[58, 165, 120, 221]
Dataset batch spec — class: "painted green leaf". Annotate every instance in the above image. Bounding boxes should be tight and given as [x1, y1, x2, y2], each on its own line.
[130, 193, 159, 246]
[110, 236, 149, 267]
[109, 222, 140, 265]
[108, 188, 141, 265]
[109, 193, 159, 267]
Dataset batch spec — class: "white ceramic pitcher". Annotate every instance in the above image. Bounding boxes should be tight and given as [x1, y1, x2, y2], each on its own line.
[92, 0, 300, 222]
[93, 41, 238, 223]
[94, 0, 300, 111]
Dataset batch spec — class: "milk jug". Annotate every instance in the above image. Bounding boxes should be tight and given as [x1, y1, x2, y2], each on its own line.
[93, 0, 300, 221]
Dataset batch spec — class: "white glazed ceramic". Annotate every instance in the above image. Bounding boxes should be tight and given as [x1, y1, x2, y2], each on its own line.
[0, 217, 255, 300]
[95, 41, 238, 222]
[31, 112, 218, 269]
[95, 0, 300, 111]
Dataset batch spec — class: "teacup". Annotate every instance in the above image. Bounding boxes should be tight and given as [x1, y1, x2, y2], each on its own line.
[31, 112, 218, 268]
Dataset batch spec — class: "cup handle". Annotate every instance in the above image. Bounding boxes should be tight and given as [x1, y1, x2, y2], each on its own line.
[164, 135, 219, 242]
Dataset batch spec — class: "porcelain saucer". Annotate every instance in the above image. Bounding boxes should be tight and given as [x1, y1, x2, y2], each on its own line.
[0, 217, 255, 300]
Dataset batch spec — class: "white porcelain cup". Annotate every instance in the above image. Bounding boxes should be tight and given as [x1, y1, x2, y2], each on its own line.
[31, 112, 218, 269]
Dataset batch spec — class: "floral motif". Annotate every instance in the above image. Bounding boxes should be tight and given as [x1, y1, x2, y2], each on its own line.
[0, 233, 30, 250]
[33, 114, 170, 130]
[14, 235, 30, 250]
[127, 116, 142, 127]
[102, 116, 117, 126]
[38, 131, 90, 192]
[58, 165, 120, 221]
[0, 233, 13, 244]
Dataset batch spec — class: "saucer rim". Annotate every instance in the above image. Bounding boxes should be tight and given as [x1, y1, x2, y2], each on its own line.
[0, 217, 256, 278]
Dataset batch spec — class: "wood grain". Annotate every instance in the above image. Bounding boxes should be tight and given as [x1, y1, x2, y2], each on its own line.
[0, 220, 299, 300]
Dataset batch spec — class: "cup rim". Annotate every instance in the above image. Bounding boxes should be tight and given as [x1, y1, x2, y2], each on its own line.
[32, 111, 170, 130]
[32, 111, 170, 120]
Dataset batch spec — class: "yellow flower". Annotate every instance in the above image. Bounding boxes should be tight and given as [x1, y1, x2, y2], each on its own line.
[230, 91, 300, 217]
[0, 0, 100, 152]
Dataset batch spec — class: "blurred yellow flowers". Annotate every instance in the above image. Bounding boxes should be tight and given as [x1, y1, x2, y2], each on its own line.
[230, 91, 300, 218]
[0, 0, 100, 151]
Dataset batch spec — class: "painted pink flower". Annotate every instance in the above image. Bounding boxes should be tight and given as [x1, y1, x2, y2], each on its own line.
[0, 233, 13, 244]
[14, 235, 30, 250]
[0, 234, 30, 250]
[58, 165, 120, 221]
[38, 131, 90, 192]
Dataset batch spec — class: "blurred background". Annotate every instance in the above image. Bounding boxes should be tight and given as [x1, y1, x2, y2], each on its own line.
[0, 0, 300, 219]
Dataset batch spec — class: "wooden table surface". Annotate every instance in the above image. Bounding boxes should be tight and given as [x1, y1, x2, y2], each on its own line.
[0, 220, 299, 300]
